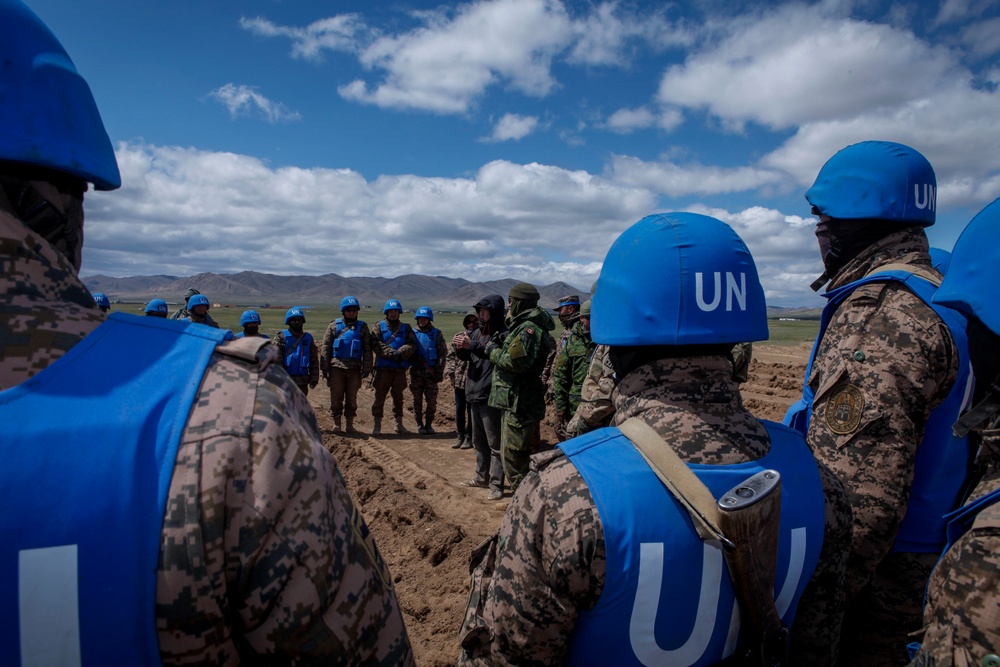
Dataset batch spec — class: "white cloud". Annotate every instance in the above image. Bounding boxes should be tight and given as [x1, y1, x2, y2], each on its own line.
[608, 155, 789, 197]
[604, 106, 684, 133]
[657, 4, 964, 131]
[484, 113, 540, 142]
[209, 84, 302, 123]
[239, 15, 364, 61]
[566, 1, 687, 66]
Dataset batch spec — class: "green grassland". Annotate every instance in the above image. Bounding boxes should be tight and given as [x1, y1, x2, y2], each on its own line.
[115, 302, 819, 345]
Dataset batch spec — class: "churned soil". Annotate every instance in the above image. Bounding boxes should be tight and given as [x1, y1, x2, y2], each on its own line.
[309, 343, 811, 666]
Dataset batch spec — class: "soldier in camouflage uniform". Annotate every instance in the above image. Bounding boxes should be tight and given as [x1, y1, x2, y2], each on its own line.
[909, 197, 1000, 667]
[170, 287, 200, 320]
[274, 307, 320, 396]
[182, 293, 221, 329]
[458, 213, 851, 666]
[409, 306, 447, 434]
[540, 294, 580, 397]
[484, 283, 556, 491]
[552, 299, 597, 440]
[320, 296, 372, 433]
[784, 142, 970, 666]
[371, 299, 417, 435]
[0, 4, 413, 663]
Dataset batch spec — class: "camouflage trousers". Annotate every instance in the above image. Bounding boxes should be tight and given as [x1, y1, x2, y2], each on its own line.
[500, 411, 537, 491]
[838, 551, 938, 667]
[328, 367, 362, 419]
[408, 371, 439, 426]
[372, 369, 407, 420]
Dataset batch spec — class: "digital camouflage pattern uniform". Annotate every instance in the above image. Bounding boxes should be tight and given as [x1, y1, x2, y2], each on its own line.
[552, 319, 597, 438]
[540, 295, 579, 398]
[488, 305, 556, 490]
[803, 228, 960, 666]
[370, 319, 417, 429]
[458, 355, 853, 666]
[320, 317, 373, 430]
[409, 320, 447, 430]
[273, 327, 320, 396]
[0, 207, 414, 666]
[910, 421, 1000, 667]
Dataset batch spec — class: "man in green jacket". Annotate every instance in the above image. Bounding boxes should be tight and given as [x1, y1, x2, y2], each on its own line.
[552, 299, 597, 440]
[486, 282, 556, 491]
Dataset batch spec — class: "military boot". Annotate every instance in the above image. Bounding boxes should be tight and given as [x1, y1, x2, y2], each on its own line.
[424, 414, 435, 435]
[460, 433, 473, 449]
[344, 417, 357, 433]
[452, 432, 465, 449]
[417, 419, 427, 435]
[372, 420, 382, 436]
[332, 417, 342, 433]
[395, 417, 408, 434]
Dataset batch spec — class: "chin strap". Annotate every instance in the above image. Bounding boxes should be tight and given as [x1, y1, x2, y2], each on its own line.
[809, 271, 830, 292]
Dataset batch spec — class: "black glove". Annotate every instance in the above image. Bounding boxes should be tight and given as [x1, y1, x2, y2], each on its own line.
[322, 369, 330, 380]
[360, 370, 370, 379]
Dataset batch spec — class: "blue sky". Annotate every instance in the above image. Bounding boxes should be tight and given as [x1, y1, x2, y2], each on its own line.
[27, 0, 1000, 306]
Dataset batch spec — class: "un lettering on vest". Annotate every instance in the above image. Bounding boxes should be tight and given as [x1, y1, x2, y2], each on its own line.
[914, 183, 936, 211]
[695, 272, 747, 313]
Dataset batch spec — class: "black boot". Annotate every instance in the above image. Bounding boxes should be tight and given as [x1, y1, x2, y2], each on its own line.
[452, 432, 465, 449]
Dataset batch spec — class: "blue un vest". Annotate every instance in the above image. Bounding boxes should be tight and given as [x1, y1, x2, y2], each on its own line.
[332, 319, 365, 361]
[0, 313, 228, 666]
[376, 321, 411, 369]
[414, 328, 439, 366]
[283, 330, 313, 376]
[783, 270, 972, 552]
[560, 421, 826, 667]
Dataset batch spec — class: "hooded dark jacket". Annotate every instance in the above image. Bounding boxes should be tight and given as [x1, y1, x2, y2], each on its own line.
[457, 294, 508, 403]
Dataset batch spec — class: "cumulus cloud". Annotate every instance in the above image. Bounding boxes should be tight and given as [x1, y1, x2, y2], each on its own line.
[604, 106, 684, 133]
[484, 113, 540, 142]
[239, 15, 364, 61]
[209, 84, 302, 122]
[607, 155, 789, 197]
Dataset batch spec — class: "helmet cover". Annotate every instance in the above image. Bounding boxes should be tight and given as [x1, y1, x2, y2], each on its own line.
[383, 299, 402, 314]
[934, 197, 1000, 335]
[415, 306, 434, 321]
[285, 306, 305, 324]
[340, 296, 360, 311]
[240, 310, 261, 326]
[591, 212, 768, 346]
[805, 141, 936, 226]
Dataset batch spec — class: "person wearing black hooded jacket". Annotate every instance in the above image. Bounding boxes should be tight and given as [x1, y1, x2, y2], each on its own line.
[454, 294, 508, 500]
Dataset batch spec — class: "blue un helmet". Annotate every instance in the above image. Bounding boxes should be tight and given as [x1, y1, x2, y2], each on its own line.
[187, 294, 210, 310]
[806, 141, 936, 227]
[91, 292, 110, 309]
[933, 197, 1000, 336]
[240, 310, 262, 327]
[415, 306, 434, 321]
[144, 299, 168, 315]
[383, 299, 402, 314]
[340, 296, 360, 311]
[0, 0, 120, 190]
[929, 247, 952, 275]
[285, 306, 305, 324]
[591, 212, 768, 346]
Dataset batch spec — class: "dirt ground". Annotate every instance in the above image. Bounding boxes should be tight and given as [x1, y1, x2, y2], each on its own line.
[310, 343, 812, 666]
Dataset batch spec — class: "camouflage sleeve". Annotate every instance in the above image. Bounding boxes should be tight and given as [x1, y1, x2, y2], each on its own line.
[272, 330, 285, 360]
[157, 340, 414, 666]
[435, 328, 448, 377]
[361, 322, 373, 374]
[806, 282, 958, 599]
[552, 343, 572, 415]
[789, 462, 853, 665]
[489, 325, 544, 376]
[309, 337, 320, 385]
[397, 324, 417, 360]
[445, 346, 459, 385]
[320, 322, 335, 371]
[912, 462, 1000, 667]
[566, 345, 615, 437]
[457, 452, 605, 666]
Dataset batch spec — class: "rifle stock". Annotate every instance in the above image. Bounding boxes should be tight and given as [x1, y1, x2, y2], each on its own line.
[717, 469, 787, 666]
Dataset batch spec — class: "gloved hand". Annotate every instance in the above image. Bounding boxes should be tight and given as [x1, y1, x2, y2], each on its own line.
[392, 350, 404, 362]
[309, 379, 318, 389]
[360, 370, 370, 379]
[434, 370, 444, 383]
[322, 369, 330, 380]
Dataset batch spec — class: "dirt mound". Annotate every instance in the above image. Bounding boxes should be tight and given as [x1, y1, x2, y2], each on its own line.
[312, 342, 809, 665]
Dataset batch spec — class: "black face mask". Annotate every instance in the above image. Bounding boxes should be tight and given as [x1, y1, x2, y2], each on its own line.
[1, 175, 86, 270]
[811, 217, 899, 290]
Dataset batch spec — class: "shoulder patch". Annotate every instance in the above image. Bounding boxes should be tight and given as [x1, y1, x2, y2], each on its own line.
[526, 326, 535, 335]
[824, 384, 866, 435]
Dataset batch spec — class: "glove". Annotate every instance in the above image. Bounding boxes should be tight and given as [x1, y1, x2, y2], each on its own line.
[360, 370, 370, 379]
[322, 369, 330, 380]
[309, 379, 318, 389]
[434, 370, 444, 383]
[392, 350, 404, 362]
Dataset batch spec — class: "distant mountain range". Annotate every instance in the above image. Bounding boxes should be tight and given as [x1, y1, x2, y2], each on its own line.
[82, 271, 590, 311]
[83, 271, 823, 318]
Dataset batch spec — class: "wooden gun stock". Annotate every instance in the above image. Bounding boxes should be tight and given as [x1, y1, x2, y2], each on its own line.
[717, 469, 787, 667]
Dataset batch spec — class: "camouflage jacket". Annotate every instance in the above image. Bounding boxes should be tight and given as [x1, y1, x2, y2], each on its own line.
[445, 344, 469, 390]
[0, 208, 414, 666]
[320, 317, 373, 373]
[458, 356, 852, 666]
[911, 424, 1000, 667]
[804, 227, 959, 603]
[541, 325, 573, 391]
[565, 344, 616, 437]
[273, 328, 320, 386]
[552, 321, 597, 416]
[487, 306, 556, 420]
